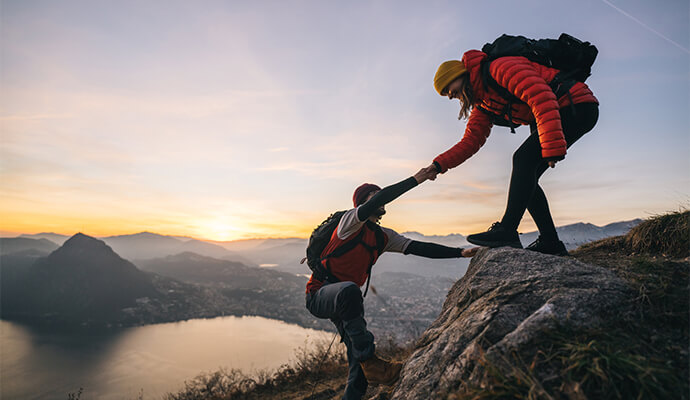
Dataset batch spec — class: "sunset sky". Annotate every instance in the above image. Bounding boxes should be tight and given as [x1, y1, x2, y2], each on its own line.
[1, 0, 688, 241]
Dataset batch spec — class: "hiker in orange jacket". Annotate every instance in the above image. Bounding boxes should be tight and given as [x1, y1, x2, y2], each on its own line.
[425, 49, 599, 255]
[306, 167, 478, 399]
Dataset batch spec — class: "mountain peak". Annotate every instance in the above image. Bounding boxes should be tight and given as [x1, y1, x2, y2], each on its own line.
[52, 233, 124, 264]
[63, 232, 109, 248]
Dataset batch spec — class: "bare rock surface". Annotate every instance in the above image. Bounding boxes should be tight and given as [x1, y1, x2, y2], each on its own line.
[390, 247, 631, 399]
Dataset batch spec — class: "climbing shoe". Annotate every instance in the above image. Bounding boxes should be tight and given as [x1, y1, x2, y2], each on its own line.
[360, 354, 403, 385]
[525, 236, 569, 256]
[467, 222, 522, 249]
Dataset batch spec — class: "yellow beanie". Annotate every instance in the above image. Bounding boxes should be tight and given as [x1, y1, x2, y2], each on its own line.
[433, 60, 467, 95]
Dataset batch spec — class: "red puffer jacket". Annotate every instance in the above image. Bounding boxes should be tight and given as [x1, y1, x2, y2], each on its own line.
[433, 50, 598, 173]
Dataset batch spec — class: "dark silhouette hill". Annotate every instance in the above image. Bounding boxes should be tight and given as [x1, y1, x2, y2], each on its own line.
[1, 233, 158, 323]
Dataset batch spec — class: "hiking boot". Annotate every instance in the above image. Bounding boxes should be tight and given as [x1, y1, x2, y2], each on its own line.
[360, 354, 402, 385]
[526, 236, 569, 256]
[467, 222, 522, 248]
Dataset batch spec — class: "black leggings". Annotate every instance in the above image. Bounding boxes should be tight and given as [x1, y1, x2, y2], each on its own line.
[500, 103, 599, 239]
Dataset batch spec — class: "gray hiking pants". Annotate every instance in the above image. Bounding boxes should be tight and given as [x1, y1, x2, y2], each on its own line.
[306, 281, 375, 400]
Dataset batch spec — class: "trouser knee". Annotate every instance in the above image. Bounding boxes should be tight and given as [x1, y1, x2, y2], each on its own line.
[336, 283, 364, 321]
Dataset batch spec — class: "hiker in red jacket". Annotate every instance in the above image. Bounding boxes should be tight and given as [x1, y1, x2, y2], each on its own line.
[425, 49, 599, 255]
[305, 168, 478, 400]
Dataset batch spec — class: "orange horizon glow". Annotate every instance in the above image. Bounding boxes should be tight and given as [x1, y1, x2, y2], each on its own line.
[0, 207, 657, 242]
[0, 213, 315, 241]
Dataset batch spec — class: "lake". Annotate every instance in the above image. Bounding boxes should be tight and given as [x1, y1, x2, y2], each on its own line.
[0, 316, 332, 399]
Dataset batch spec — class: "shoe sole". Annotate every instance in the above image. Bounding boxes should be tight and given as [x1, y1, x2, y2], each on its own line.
[467, 237, 523, 249]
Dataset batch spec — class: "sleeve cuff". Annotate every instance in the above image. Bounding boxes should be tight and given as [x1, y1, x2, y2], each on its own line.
[543, 155, 565, 162]
[433, 161, 443, 173]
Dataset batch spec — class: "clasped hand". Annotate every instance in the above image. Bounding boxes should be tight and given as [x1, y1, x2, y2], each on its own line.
[413, 164, 440, 184]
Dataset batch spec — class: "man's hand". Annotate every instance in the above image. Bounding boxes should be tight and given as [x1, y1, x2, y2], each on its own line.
[548, 160, 557, 168]
[461, 246, 480, 258]
[413, 165, 439, 184]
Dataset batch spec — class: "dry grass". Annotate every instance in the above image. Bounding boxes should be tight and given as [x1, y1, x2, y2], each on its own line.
[575, 209, 689, 259]
[165, 334, 411, 400]
[165, 336, 348, 400]
[447, 325, 687, 400]
[625, 210, 689, 258]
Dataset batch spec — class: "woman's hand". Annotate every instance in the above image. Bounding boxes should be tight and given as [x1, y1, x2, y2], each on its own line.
[413, 165, 439, 184]
[461, 246, 481, 257]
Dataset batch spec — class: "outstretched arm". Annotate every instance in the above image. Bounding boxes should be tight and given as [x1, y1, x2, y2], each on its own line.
[356, 168, 436, 221]
[432, 108, 492, 174]
[403, 241, 479, 258]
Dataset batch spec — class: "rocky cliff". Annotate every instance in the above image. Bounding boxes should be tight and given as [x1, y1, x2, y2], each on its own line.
[391, 247, 633, 399]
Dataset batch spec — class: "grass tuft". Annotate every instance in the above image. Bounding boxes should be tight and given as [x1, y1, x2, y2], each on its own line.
[625, 210, 689, 258]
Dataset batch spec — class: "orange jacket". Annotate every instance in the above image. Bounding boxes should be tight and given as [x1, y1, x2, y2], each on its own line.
[433, 50, 598, 173]
[305, 222, 388, 294]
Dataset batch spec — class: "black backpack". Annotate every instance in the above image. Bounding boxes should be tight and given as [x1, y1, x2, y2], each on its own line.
[301, 211, 385, 296]
[478, 33, 598, 132]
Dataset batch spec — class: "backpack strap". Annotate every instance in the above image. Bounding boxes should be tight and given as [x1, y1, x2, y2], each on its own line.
[320, 222, 386, 297]
[322, 227, 366, 260]
[480, 60, 520, 133]
[360, 222, 386, 297]
[480, 58, 580, 132]
[317, 227, 366, 284]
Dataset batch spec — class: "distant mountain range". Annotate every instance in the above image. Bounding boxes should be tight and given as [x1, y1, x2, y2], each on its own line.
[519, 219, 644, 250]
[3, 218, 643, 280]
[15, 231, 255, 265]
[0, 217, 645, 338]
[0, 237, 60, 256]
[18, 232, 71, 245]
[103, 232, 255, 265]
[0, 233, 325, 329]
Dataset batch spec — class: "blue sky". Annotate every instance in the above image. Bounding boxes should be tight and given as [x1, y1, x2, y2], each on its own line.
[1, 0, 688, 240]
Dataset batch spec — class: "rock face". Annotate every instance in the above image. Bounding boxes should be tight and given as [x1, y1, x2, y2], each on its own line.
[390, 247, 631, 399]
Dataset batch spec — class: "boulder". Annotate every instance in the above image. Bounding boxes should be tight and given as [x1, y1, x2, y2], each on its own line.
[390, 247, 631, 399]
